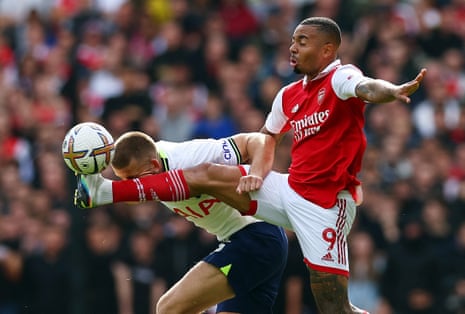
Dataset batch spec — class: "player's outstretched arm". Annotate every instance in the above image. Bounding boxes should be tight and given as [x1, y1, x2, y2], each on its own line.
[355, 68, 427, 104]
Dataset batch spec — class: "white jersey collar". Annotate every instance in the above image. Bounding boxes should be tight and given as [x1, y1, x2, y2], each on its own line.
[155, 143, 170, 171]
[303, 59, 341, 87]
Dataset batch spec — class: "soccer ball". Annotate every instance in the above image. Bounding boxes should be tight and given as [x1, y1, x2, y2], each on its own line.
[62, 122, 114, 174]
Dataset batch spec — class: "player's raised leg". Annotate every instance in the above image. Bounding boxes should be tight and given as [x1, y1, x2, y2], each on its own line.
[75, 163, 253, 212]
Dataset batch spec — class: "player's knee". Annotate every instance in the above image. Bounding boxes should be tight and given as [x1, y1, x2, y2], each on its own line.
[156, 291, 194, 314]
[155, 293, 175, 314]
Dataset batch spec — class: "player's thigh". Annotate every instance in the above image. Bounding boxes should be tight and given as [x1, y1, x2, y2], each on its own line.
[285, 191, 356, 276]
[158, 261, 234, 313]
[242, 167, 293, 231]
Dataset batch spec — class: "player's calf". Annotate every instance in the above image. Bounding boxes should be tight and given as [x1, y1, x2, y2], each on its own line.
[74, 169, 191, 208]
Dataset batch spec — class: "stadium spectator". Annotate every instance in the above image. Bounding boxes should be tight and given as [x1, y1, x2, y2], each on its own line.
[113, 227, 167, 314]
[20, 224, 72, 314]
[84, 210, 122, 314]
[379, 217, 442, 313]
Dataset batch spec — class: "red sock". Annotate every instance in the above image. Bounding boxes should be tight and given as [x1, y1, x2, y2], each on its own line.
[112, 169, 190, 203]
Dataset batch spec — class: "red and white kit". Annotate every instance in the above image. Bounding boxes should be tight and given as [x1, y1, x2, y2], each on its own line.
[250, 59, 368, 276]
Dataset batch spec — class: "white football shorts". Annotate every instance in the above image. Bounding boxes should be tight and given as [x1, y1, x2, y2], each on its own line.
[241, 165, 357, 277]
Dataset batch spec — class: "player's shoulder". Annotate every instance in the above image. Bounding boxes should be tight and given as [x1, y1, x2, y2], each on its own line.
[155, 140, 176, 152]
[334, 64, 364, 76]
[332, 64, 366, 86]
[157, 138, 220, 151]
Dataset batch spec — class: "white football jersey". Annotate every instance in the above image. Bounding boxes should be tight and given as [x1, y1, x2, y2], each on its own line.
[156, 138, 260, 241]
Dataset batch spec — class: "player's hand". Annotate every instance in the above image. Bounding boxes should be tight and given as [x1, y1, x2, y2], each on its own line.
[394, 68, 427, 103]
[236, 175, 263, 194]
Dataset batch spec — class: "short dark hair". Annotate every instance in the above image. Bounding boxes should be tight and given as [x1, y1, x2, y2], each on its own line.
[300, 17, 341, 46]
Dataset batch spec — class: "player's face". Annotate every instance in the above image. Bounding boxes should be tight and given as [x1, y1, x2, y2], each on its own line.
[289, 24, 330, 78]
[112, 158, 159, 180]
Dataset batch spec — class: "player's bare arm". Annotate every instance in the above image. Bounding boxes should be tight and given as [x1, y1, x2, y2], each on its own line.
[234, 128, 285, 194]
[260, 127, 286, 144]
[230, 132, 275, 175]
[232, 132, 277, 193]
[355, 68, 427, 104]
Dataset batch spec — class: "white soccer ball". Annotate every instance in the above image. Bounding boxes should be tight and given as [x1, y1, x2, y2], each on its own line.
[62, 122, 115, 174]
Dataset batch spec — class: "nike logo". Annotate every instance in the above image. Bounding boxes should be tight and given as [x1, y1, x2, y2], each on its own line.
[291, 104, 299, 113]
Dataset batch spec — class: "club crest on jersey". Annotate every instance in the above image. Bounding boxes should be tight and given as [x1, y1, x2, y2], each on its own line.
[318, 88, 326, 105]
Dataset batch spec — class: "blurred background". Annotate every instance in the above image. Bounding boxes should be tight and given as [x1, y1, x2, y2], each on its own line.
[0, 0, 465, 313]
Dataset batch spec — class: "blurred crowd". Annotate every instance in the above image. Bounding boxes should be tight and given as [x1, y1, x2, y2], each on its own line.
[1, 0, 465, 313]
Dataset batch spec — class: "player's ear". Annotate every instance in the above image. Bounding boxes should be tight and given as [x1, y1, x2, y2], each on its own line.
[150, 159, 163, 173]
[322, 42, 336, 58]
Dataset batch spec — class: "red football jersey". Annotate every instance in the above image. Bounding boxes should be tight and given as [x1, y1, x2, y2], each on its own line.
[265, 61, 367, 208]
